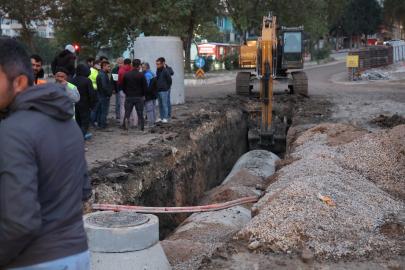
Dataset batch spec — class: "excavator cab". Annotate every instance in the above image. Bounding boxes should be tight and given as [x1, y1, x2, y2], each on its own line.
[280, 27, 304, 70]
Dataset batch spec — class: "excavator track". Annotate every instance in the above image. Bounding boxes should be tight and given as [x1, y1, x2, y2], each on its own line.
[291, 71, 308, 95]
[236, 72, 252, 96]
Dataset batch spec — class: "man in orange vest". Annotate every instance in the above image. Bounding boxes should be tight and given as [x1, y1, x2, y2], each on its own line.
[31, 55, 46, 85]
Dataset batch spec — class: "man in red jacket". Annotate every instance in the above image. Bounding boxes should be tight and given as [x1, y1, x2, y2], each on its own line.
[118, 58, 137, 128]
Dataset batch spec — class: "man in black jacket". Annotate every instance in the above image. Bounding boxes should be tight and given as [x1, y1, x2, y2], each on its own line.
[96, 61, 112, 131]
[158, 57, 174, 118]
[121, 58, 147, 133]
[111, 57, 124, 120]
[70, 64, 96, 137]
[51, 45, 77, 77]
[156, 58, 172, 123]
[0, 37, 91, 269]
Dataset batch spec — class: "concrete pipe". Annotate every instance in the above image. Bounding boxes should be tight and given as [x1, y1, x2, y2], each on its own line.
[84, 211, 171, 270]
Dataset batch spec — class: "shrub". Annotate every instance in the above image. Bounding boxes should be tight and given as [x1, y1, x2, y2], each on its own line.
[221, 53, 239, 70]
[314, 42, 332, 64]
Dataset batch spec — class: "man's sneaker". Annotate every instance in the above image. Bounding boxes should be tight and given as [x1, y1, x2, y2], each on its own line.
[125, 118, 129, 132]
[156, 118, 162, 122]
[162, 119, 167, 123]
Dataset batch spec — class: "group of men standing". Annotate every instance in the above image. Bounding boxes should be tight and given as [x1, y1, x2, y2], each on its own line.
[28, 44, 174, 137]
[0, 38, 175, 269]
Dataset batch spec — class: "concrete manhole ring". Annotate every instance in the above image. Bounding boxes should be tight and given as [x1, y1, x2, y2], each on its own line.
[86, 211, 150, 228]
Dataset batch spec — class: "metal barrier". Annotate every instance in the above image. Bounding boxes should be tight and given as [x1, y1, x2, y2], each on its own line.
[348, 46, 394, 81]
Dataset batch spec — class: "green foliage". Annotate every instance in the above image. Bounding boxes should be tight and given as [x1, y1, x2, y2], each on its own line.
[314, 42, 332, 63]
[0, 0, 60, 53]
[221, 53, 239, 70]
[17, 34, 60, 64]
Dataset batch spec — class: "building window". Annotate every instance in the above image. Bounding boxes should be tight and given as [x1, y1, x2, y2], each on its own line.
[38, 30, 46, 37]
[49, 32, 53, 37]
[217, 18, 224, 29]
[11, 20, 19, 24]
[6, 30, 10, 36]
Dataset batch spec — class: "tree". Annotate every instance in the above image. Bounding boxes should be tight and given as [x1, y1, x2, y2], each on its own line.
[358, 0, 382, 47]
[0, 0, 59, 53]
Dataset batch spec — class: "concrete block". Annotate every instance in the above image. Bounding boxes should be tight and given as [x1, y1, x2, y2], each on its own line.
[84, 212, 159, 252]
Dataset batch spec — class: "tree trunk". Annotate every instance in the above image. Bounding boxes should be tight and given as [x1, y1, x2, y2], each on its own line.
[184, 3, 196, 73]
[335, 33, 339, 52]
[356, 34, 360, 49]
[365, 33, 368, 48]
[26, 31, 37, 54]
[349, 35, 352, 50]
[309, 40, 314, 61]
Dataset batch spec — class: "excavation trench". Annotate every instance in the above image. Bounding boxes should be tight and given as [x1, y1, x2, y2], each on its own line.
[86, 94, 324, 239]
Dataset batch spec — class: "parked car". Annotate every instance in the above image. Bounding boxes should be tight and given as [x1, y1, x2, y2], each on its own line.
[384, 39, 404, 46]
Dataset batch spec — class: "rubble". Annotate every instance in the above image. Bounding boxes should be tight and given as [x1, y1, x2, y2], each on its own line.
[238, 123, 405, 260]
[371, 114, 405, 128]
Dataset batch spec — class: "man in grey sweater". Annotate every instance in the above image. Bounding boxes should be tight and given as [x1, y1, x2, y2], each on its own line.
[0, 38, 91, 269]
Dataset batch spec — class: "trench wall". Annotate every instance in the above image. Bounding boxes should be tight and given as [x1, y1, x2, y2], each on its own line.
[89, 109, 249, 238]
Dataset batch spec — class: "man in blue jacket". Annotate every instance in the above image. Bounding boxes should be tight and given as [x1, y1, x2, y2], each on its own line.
[142, 62, 157, 127]
[0, 37, 91, 269]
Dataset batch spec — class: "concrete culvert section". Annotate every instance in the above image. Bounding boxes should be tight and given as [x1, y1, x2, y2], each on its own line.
[161, 150, 279, 269]
[84, 211, 171, 270]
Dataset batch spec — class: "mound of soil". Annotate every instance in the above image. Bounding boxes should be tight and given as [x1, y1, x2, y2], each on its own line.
[371, 114, 405, 128]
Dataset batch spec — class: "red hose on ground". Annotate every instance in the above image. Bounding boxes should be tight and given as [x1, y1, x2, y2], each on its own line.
[92, 196, 260, 213]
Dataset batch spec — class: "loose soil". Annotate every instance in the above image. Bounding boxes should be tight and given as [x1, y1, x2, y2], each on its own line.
[84, 61, 405, 269]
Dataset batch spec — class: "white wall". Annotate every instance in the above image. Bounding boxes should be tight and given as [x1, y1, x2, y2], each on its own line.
[134, 36, 185, 105]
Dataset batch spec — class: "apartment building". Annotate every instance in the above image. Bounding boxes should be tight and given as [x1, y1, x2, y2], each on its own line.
[0, 17, 56, 38]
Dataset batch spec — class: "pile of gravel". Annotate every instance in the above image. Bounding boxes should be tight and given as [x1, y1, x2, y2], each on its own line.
[238, 123, 405, 260]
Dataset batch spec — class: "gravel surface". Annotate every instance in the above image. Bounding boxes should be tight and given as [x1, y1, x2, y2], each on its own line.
[238, 123, 405, 260]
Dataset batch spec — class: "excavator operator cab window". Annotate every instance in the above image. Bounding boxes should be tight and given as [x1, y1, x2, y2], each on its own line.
[283, 32, 302, 53]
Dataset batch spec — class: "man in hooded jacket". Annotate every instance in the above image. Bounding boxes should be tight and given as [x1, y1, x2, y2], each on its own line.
[51, 45, 77, 77]
[0, 37, 91, 269]
[70, 64, 96, 137]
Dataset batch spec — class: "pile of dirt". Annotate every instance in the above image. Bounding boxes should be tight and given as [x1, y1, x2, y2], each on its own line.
[238, 123, 405, 261]
[371, 114, 405, 128]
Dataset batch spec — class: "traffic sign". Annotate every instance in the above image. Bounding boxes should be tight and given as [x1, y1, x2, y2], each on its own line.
[196, 58, 205, 68]
[346, 55, 359, 68]
[196, 68, 204, 79]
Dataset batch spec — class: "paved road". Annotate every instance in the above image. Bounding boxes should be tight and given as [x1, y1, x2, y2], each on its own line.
[186, 61, 405, 131]
[330, 51, 348, 59]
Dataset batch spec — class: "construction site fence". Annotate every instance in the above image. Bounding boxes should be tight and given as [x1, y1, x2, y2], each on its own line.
[347, 44, 405, 81]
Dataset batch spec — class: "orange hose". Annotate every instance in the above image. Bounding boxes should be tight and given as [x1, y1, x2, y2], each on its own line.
[92, 196, 260, 213]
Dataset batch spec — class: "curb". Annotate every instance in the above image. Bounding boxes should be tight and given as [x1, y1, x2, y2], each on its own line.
[184, 74, 237, 86]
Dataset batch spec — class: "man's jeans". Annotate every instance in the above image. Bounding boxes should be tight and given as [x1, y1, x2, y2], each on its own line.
[125, 97, 144, 130]
[145, 99, 156, 126]
[76, 111, 91, 137]
[90, 92, 101, 127]
[99, 96, 110, 129]
[115, 90, 121, 118]
[157, 91, 169, 120]
[120, 91, 137, 126]
[167, 89, 171, 117]
[12, 250, 90, 270]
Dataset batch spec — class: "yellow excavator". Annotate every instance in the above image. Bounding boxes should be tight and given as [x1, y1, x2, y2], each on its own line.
[236, 13, 308, 147]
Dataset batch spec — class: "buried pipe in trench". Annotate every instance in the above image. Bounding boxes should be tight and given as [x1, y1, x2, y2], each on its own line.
[92, 196, 260, 213]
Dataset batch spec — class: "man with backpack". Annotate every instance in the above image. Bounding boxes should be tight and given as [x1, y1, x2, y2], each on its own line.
[120, 59, 148, 134]
[142, 62, 157, 127]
